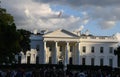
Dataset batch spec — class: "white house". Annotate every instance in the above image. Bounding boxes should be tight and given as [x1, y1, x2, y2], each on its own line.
[18, 29, 118, 68]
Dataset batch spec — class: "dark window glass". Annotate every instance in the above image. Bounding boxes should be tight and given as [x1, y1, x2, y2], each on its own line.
[70, 46, 73, 52]
[91, 58, 94, 66]
[69, 57, 72, 64]
[82, 58, 86, 65]
[27, 56, 30, 64]
[100, 47, 104, 53]
[91, 47, 94, 53]
[36, 45, 40, 51]
[100, 58, 104, 66]
[83, 46, 86, 53]
[49, 57, 52, 64]
[109, 58, 113, 67]
[49, 46, 52, 51]
[109, 47, 113, 54]
[36, 56, 39, 64]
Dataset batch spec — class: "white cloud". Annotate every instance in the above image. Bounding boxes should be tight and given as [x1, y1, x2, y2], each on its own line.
[115, 33, 120, 42]
[1, 0, 120, 32]
[1, 0, 83, 32]
[99, 20, 116, 29]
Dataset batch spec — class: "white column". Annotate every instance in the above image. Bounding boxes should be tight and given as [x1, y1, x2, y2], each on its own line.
[43, 41, 47, 64]
[65, 42, 70, 65]
[77, 42, 80, 65]
[54, 41, 58, 64]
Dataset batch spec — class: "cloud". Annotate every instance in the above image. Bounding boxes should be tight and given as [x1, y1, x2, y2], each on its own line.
[34, 0, 120, 7]
[33, 0, 120, 30]
[98, 20, 116, 29]
[1, 0, 85, 32]
[1, 0, 120, 32]
[115, 33, 120, 42]
[88, 6, 120, 29]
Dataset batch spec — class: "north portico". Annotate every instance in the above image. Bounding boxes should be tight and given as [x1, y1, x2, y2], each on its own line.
[43, 29, 80, 65]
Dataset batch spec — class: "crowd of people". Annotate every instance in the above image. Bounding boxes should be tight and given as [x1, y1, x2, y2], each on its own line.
[0, 67, 120, 77]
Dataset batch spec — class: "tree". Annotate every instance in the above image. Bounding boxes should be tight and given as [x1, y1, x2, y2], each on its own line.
[114, 46, 120, 67]
[17, 29, 31, 53]
[0, 8, 21, 64]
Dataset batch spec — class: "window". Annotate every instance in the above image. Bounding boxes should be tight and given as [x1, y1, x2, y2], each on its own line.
[91, 47, 94, 53]
[69, 57, 72, 64]
[60, 46, 62, 51]
[70, 46, 73, 52]
[49, 46, 52, 51]
[100, 58, 104, 66]
[27, 56, 30, 64]
[109, 47, 113, 54]
[82, 58, 86, 65]
[36, 45, 40, 51]
[109, 58, 113, 67]
[49, 57, 52, 64]
[83, 46, 86, 53]
[36, 56, 39, 64]
[91, 58, 94, 66]
[100, 47, 104, 53]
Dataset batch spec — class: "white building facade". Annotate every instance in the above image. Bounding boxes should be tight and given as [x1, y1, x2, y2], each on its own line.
[18, 29, 118, 68]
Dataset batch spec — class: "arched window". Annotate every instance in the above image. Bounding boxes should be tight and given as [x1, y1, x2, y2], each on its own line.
[69, 57, 72, 64]
[27, 53, 31, 64]
[36, 56, 39, 64]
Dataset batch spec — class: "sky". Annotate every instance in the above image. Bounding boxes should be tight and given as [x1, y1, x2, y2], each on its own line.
[1, 0, 120, 36]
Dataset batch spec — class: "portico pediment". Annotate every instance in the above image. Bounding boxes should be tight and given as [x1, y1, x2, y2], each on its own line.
[43, 29, 79, 38]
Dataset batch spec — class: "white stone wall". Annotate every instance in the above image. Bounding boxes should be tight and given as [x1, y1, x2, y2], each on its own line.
[80, 42, 118, 67]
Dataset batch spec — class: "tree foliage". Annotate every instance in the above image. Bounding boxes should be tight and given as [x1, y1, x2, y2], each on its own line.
[0, 8, 21, 64]
[17, 29, 31, 53]
[0, 7, 31, 64]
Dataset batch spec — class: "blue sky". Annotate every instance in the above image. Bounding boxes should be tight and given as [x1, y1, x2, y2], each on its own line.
[1, 0, 120, 36]
[51, 4, 120, 36]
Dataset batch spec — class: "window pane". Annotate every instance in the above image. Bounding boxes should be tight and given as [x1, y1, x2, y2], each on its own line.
[91, 47, 94, 53]
[100, 47, 104, 53]
[100, 58, 104, 66]
[36, 56, 39, 64]
[69, 57, 72, 64]
[83, 46, 86, 53]
[82, 58, 86, 65]
[91, 58, 94, 66]
[27, 56, 30, 64]
[49, 57, 52, 64]
[109, 58, 113, 67]
[70, 46, 73, 52]
[109, 47, 113, 54]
